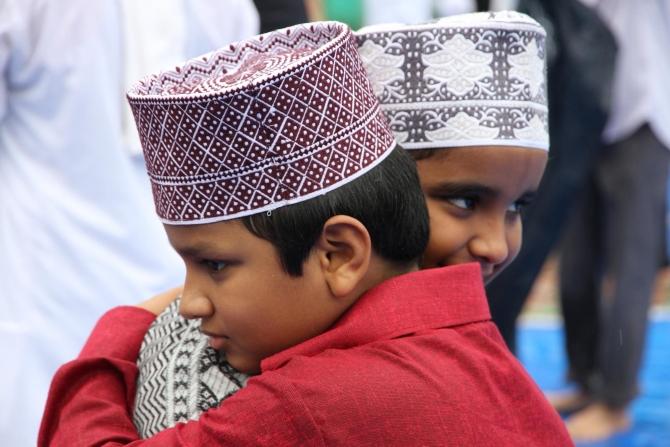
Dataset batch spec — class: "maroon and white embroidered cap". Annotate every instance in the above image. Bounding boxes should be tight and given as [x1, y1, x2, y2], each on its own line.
[127, 21, 396, 224]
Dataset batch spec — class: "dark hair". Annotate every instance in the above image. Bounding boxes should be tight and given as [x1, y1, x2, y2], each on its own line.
[242, 145, 429, 276]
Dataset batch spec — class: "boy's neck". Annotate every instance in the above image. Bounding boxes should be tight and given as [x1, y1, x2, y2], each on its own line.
[355, 256, 418, 298]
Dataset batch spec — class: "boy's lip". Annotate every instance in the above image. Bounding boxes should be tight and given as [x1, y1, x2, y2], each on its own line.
[201, 329, 229, 340]
[202, 330, 230, 350]
[480, 265, 495, 283]
[201, 329, 228, 338]
[208, 336, 229, 351]
[482, 265, 504, 285]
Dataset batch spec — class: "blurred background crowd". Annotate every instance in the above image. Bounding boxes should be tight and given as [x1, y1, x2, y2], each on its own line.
[1, 0, 668, 445]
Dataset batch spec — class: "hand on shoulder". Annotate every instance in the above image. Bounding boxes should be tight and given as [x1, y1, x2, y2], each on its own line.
[136, 286, 183, 315]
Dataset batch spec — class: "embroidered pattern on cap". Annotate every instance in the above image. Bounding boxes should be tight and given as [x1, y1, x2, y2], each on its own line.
[128, 22, 395, 224]
[356, 11, 548, 150]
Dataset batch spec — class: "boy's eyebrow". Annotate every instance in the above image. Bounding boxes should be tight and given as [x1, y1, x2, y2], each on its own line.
[170, 242, 217, 258]
[427, 182, 539, 203]
[426, 182, 498, 198]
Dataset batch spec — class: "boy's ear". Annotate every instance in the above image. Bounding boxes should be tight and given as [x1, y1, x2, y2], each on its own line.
[315, 215, 372, 298]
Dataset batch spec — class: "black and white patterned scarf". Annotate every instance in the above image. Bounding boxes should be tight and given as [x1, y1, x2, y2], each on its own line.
[133, 298, 248, 438]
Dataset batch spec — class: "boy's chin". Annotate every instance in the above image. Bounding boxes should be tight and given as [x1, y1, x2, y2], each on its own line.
[225, 352, 261, 375]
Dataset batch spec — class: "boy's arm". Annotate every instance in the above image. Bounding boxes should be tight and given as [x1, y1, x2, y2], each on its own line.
[38, 307, 321, 446]
[37, 306, 154, 445]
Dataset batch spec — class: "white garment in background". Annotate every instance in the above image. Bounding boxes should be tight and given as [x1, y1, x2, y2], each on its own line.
[489, 0, 520, 11]
[434, 0, 477, 17]
[362, 0, 521, 27]
[0, 0, 258, 445]
[121, 0, 260, 155]
[581, 0, 670, 149]
[363, 0, 435, 25]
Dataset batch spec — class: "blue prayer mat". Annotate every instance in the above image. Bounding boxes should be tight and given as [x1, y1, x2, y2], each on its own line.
[519, 315, 670, 447]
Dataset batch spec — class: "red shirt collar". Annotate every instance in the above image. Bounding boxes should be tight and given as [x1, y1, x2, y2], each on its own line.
[262, 263, 490, 371]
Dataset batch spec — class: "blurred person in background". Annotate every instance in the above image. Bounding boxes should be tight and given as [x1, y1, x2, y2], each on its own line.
[0, 0, 258, 445]
[482, 0, 670, 441]
[552, 0, 670, 442]
[486, 0, 617, 353]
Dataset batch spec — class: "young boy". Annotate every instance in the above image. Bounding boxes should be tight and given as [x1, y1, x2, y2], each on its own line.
[40, 20, 570, 446]
[132, 10, 555, 440]
[356, 10, 550, 283]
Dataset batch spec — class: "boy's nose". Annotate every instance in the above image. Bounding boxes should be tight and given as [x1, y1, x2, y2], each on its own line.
[469, 221, 510, 267]
[179, 284, 214, 320]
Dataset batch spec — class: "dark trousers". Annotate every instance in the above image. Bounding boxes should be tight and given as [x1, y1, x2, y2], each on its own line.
[559, 124, 669, 408]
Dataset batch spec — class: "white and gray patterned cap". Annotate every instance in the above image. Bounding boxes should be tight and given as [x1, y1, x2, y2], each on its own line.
[355, 11, 549, 151]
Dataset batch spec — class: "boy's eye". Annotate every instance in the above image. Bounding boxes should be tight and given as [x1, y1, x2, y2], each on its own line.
[447, 197, 476, 210]
[507, 199, 530, 214]
[201, 260, 227, 273]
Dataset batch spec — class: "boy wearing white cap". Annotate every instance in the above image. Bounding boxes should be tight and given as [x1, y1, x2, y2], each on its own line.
[357, 11, 550, 284]
[40, 20, 569, 446]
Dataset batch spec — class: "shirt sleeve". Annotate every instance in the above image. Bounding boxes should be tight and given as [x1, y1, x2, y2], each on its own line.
[37, 307, 324, 447]
[37, 306, 156, 446]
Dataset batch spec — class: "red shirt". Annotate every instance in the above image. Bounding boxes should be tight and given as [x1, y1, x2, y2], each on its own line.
[38, 264, 572, 446]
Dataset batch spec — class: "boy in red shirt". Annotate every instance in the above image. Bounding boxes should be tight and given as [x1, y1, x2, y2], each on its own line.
[132, 11, 558, 442]
[40, 20, 570, 446]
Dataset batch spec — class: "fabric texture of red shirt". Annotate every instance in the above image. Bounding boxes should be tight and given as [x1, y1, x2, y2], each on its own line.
[38, 263, 573, 446]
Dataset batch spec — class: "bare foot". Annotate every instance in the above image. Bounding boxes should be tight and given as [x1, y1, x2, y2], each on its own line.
[565, 403, 631, 442]
[545, 390, 592, 415]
